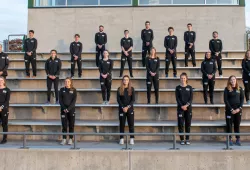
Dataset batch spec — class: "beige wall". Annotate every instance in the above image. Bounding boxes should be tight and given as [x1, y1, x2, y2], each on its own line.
[28, 6, 246, 53]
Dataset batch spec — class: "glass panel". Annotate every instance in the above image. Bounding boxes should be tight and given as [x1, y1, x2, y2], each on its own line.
[67, 0, 98, 5]
[55, 0, 66, 5]
[206, 0, 237, 4]
[139, 0, 172, 5]
[100, 0, 132, 5]
[173, 0, 205, 4]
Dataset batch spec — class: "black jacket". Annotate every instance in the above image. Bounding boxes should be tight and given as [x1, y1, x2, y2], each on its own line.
[224, 87, 244, 112]
[24, 38, 37, 54]
[0, 87, 10, 111]
[59, 87, 77, 111]
[120, 37, 133, 51]
[209, 39, 223, 54]
[70, 41, 82, 58]
[175, 85, 193, 107]
[164, 35, 178, 51]
[145, 57, 160, 75]
[242, 59, 250, 77]
[99, 59, 113, 76]
[0, 52, 9, 76]
[184, 31, 196, 46]
[117, 87, 135, 111]
[141, 29, 154, 44]
[95, 32, 107, 45]
[45, 57, 62, 77]
[201, 57, 217, 78]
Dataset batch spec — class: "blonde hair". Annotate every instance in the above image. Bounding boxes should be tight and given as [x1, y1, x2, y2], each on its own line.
[149, 47, 157, 59]
[119, 75, 132, 96]
[227, 75, 240, 91]
[65, 77, 74, 90]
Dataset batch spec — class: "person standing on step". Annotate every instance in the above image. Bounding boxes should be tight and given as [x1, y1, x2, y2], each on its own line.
[141, 21, 154, 67]
[164, 27, 178, 78]
[120, 30, 133, 78]
[175, 72, 193, 145]
[209, 31, 223, 77]
[24, 30, 37, 78]
[145, 47, 160, 104]
[0, 44, 9, 79]
[0, 76, 10, 144]
[70, 34, 82, 78]
[184, 23, 196, 67]
[117, 75, 135, 145]
[241, 50, 250, 104]
[99, 50, 113, 105]
[59, 77, 77, 145]
[95, 25, 107, 67]
[201, 51, 217, 104]
[224, 75, 244, 146]
[45, 49, 62, 104]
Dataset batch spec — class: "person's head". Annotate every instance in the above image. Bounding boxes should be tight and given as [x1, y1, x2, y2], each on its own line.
[187, 23, 192, 31]
[244, 50, 250, 60]
[205, 51, 211, 59]
[145, 21, 150, 29]
[29, 30, 34, 38]
[227, 75, 239, 91]
[213, 31, 218, 39]
[64, 77, 73, 89]
[74, 34, 80, 42]
[0, 44, 2, 52]
[50, 49, 57, 58]
[180, 72, 188, 85]
[168, 27, 174, 35]
[150, 47, 156, 58]
[124, 30, 129, 37]
[103, 50, 109, 59]
[0, 76, 6, 87]
[99, 25, 104, 32]
[119, 75, 132, 96]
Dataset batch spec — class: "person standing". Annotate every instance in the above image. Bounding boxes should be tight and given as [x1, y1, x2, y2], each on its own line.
[70, 34, 82, 78]
[95, 25, 107, 67]
[184, 23, 196, 67]
[0, 44, 9, 79]
[241, 50, 250, 104]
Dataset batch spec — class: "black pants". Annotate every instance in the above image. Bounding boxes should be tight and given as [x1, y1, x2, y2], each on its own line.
[212, 53, 222, 75]
[47, 77, 59, 102]
[165, 51, 177, 75]
[120, 52, 133, 77]
[146, 75, 159, 103]
[225, 110, 241, 139]
[185, 47, 196, 67]
[71, 57, 82, 77]
[203, 77, 215, 103]
[177, 107, 192, 140]
[119, 108, 134, 139]
[0, 110, 8, 140]
[61, 110, 75, 139]
[96, 46, 105, 67]
[100, 75, 112, 101]
[243, 75, 250, 101]
[24, 54, 36, 76]
[142, 44, 151, 67]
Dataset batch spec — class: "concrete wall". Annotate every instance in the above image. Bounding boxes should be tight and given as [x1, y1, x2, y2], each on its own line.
[28, 6, 246, 53]
[1, 149, 250, 170]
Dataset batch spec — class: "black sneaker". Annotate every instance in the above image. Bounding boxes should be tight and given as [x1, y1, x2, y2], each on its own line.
[0, 139, 7, 144]
[210, 100, 214, 104]
[130, 75, 134, 78]
[78, 75, 82, 78]
[235, 139, 241, 146]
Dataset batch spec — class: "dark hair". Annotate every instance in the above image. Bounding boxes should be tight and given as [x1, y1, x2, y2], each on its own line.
[103, 50, 109, 58]
[119, 75, 132, 96]
[145, 21, 150, 25]
[244, 50, 250, 60]
[50, 49, 57, 55]
[124, 30, 129, 33]
[99, 25, 104, 28]
[29, 30, 34, 34]
[180, 72, 188, 84]
[213, 31, 218, 35]
[149, 47, 157, 59]
[168, 27, 174, 31]
[75, 34, 80, 38]
[65, 77, 74, 90]
[187, 23, 192, 26]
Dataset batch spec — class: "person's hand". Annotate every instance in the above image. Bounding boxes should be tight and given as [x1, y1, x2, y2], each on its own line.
[170, 50, 174, 54]
[101, 74, 107, 79]
[235, 108, 241, 113]
[0, 108, 2, 112]
[123, 107, 129, 113]
[231, 110, 237, 114]
[49, 75, 53, 79]
[189, 43, 193, 48]
[146, 42, 150, 46]
[0, 71, 3, 75]
[181, 105, 187, 111]
[98, 45, 102, 49]
[208, 75, 213, 79]
[74, 56, 78, 60]
[215, 52, 219, 57]
[124, 51, 128, 56]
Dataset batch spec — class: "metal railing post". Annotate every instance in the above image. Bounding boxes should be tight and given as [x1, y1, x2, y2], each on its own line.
[126, 135, 128, 150]
[170, 134, 179, 150]
[20, 134, 28, 149]
[223, 135, 232, 150]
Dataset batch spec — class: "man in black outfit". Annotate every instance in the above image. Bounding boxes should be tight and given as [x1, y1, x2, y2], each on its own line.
[70, 34, 82, 78]
[184, 23, 196, 67]
[209, 31, 223, 77]
[141, 21, 154, 67]
[120, 30, 133, 77]
[95, 25, 107, 67]
[24, 30, 37, 78]
[164, 27, 178, 78]
[0, 44, 9, 79]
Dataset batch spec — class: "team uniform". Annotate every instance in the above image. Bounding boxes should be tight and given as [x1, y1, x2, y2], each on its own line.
[209, 38, 223, 76]
[95, 32, 107, 67]
[23, 37, 37, 77]
[141, 29, 154, 67]
[201, 56, 217, 104]
[59, 87, 77, 140]
[164, 35, 178, 77]
[184, 31, 196, 67]
[0, 52, 9, 79]
[120, 37, 133, 77]
[117, 87, 135, 139]
[145, 57, 160, 104]
[45, 57, 62, 102]
[241, 59, 250, 102]
[99, 59, 113, 103]
[0, 87, 10, 143]
[70, 41, 82, 77]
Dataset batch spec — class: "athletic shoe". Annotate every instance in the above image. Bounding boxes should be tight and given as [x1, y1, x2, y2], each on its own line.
[119, 138, 124, 145]
[247, 100, 250, 105]
[60, 139, 66, 145]
[71, 75, 74, 78]
[130, 75, 134, 78]
[173, 73, 177, 78]
[45, 101, 50, 104]
[227, 139, 233, 146]
[102, 101, 106, 105]
[55, 101, 59, 104]
[235, 139, 241, 146]
[185, 140, 190, 145]
[219, 75, 223, 78]
[68, 139, 73, 145]
[105, 101, 109, 105]
[130, 138, 134, 145]
[185, 65, 188, 67]
[165, 74, 168, 78]
[0, 139, 7, 144]
[180, 140, 185, 145]
[210, 100, 214, 104]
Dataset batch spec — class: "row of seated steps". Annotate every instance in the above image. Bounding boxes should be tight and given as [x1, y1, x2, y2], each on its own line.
[6, 51, 250, 142]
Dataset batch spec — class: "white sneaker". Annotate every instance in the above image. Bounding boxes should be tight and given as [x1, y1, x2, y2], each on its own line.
[119, 138, 124, 145]
[60, 139, 66, 145]
[105, 101, 109, 105]
[219, 75, 223, 78]
[130, 138, 134, 145]
[102, 101, 106, 105]
[247, 100, 250, 105]
[68, 139, 73, 145]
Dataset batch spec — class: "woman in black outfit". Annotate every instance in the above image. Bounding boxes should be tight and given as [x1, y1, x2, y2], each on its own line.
[175, 72, 193, 145]
[224, 75, 244, 146]
[241, 50, 250, 104]
[117, 75, 135, 145]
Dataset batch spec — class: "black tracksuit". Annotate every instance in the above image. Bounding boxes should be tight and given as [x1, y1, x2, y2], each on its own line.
[175, 85, 193, 141]
[0, 52, 9, 78]
[241, 59, 250, 101]
[95, 32, 107, 67]
[99, 59, 113, 102]
[23, 38, 37, 76]
[59, 87, 77, 139]
[120, 37, 133, 77]
[164, 35, 178, 75]
[201, 57, 217, 103]
[224, 87, 244, 139]
[45, 57, 62, 102]
[0, 87, 10, 141]
[209, 39, 223, 75]
[145, 57, 160, 103]
[70, 41, 82, 77]
[184, 31, 196, 67]
[141, 29, 154, 67]
[117, 87, 135, 139]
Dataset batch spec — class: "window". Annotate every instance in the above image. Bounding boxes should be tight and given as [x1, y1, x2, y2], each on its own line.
[100, 0, 132, 5]
[139, 0, 172, 5]
[206, 0, 237, 4]
[173, 0, 205, 4]
[67, 0, 98, 5]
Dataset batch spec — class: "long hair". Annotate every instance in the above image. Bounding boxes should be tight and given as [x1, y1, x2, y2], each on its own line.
[0, 76, 6, 87]
[244, 50, 250, 60]
[227, 75, 240, 91]
[65, 77, 74, 90]
[180, 72, 188, 84]
[50, 49, 57, 58]
[119, 75, 132, 96]
[149, 47, 156, 59]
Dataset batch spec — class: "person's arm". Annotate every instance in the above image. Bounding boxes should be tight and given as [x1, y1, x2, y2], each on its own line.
[145, 57, 151, 73]
[164, 37, 168, 49]
[120, 39, 125, 52]
[31, 39, 37, 54]
[242, 59, 250, 74]
[70, 43, 74, 56]
[104, 33, 107, 45]
[201, 61, 208, 77]
[150, 29, 154, 43]
[219, 40, 223, 53]
[128, 87, 135, 108]
[95, 33, 98, 45]
[156, 57, 160, 74]
[117, 88, 124, 109]
[1, 88, 10, 110]
[77, 42, 82, 57]
[239, 87, 244, 110]
[193, 32, 196, 43]
[224, 88, 233, 112]
[212, 60, 217, 76]
[55, 59, 61, 77]
[209, 40, 215, 53]
[173, 36, 178, 51]
[23, 39, 27, 52]
[186, 86, 193, 106]
[67, 89, 77, 111]
[175, 86, 183, 106]
[107, 60, 113, 75]
[127, 38, 133, 52]
[3, 54, 9, 72]
[59, 88, 67, 110]
[184, 32, 188, 44]
[141, 30, 145, 42]
[98, 61, 102, 74]
[45, 59, 49, 76]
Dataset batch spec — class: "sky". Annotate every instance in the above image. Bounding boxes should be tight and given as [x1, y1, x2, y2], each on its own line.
[0, 0, 249, 42]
